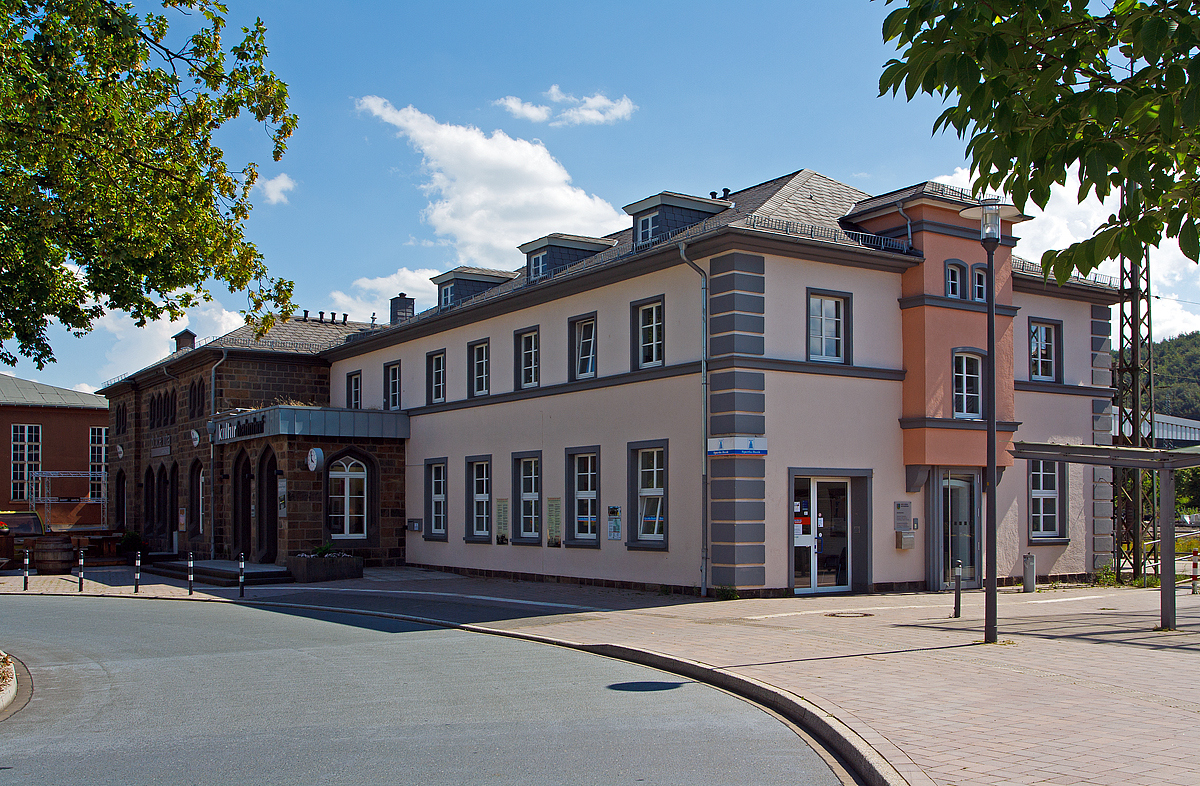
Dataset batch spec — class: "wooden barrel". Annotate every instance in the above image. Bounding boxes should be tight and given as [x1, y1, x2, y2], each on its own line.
[34, 536, 75, 574]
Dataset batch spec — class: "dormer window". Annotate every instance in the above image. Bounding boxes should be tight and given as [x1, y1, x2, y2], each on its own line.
[431, 267, 520, 310]
[440, 283, 454, 309]
[531, 252, 547, 280]
[637, 213, 660, 243]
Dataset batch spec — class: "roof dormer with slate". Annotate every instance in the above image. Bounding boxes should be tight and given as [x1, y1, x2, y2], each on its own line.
[622, 191, 731, 248]
[518, 233, 618, 281]
[430, 266, 521, 310]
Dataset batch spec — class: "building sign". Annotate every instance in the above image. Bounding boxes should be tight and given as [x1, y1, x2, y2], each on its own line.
[894, 501, 914, 532]
[707, 436, 767, 456]
[150, 433, 171, 457]
[277, 478, 288, 518]
[215, 414, 266, 443]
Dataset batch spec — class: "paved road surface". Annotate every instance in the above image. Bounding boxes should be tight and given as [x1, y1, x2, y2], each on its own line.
[0, 595, 841, 786]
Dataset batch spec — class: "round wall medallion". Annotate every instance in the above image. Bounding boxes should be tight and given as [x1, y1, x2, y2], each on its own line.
[190, 429, 200, 447]
[115, 444, 124, 459]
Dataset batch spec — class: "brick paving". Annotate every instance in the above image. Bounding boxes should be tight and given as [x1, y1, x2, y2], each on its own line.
[3, 566, 1197, 786]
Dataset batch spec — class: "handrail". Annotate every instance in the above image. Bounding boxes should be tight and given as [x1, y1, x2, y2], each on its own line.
[1011, 255, 1117, 288]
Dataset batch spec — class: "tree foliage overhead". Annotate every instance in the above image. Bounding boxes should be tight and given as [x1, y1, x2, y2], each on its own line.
[0, 0, 297, 368]
[880, 0, 1200, 284]
[1152, 328, 1200, 421]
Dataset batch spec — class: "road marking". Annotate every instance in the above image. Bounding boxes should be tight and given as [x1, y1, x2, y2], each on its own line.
[1025, 594, 1112, 604]
[241, 586, 604, 611]
[746, 604, 948, 620]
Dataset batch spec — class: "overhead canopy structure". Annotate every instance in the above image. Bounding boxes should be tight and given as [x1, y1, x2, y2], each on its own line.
[1009, 442, 1200, 630]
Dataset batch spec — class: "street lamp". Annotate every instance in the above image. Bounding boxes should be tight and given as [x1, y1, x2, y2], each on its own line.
[960, 196, 1021, 644]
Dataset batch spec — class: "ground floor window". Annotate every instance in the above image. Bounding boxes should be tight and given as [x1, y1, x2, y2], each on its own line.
[329, 458, 367, 538]
[519, 456, 540, 539]
[424, 460, 447, 539]
[1029, 460, 1064, 539]
[469, 458, 491, 539]
[627, 440, 667, 548]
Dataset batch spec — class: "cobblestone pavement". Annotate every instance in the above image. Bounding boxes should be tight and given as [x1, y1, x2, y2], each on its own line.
[4, 566, 1197, 786]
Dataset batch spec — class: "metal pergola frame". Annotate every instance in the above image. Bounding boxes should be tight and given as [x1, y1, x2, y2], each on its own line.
[1010, 442, 1200, 630]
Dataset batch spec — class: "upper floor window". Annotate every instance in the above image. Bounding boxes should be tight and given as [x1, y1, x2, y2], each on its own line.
[385, 362, 402, 410]
[188, 379, 206, 419]
[519, 330, 539, 389]
[1030, 321, 1059, 382]
[953, 353, 982, 419]
[808, 294, 846, 363]
[972, 267, 987, 301]
[530, 252, 547, 280]
[114, 403, 128, 435]
[572, 315, 597, 380]
[440, 283, 454, 309]
[469, 340, 490, 397]
[1029, 460, 1063, 538]
[89, 426, 108, 498]
[637, 300, 664, 368]
[328, 458, 367, 539]
[11, 424, 41, 501]
[946, 263, 965, 298]
[637, 212, 660, 243]
[427, 351, 446, 404]
[346, 372, 362, 409]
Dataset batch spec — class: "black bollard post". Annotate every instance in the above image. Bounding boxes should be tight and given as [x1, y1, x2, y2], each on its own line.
[239, 552, 245, 598]
[134, 551, 141, 594]
[23, 549, 29, 591]
[954, 559, 962, 619]
[78, 550, 84, 592]
[188, 551, 194, 595]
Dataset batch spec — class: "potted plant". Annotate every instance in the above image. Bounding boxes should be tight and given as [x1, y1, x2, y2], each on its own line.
[286, 542, 363, 583]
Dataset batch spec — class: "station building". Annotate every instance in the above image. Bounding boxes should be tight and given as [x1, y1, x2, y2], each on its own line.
[101, 168, 1119, 593]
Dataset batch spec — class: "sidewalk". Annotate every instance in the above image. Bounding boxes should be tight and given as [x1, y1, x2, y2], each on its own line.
[3, 567, 1197, 786]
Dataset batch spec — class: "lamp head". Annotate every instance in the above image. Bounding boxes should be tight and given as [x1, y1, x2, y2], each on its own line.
[980, 197, 1002, 242]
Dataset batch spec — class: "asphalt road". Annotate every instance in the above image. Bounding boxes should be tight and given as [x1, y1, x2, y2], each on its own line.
[0, 596, 841, 786]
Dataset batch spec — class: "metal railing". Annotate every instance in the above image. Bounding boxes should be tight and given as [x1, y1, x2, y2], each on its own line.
[1011, 255, 1117, 288]
[741, 214, 911, 253]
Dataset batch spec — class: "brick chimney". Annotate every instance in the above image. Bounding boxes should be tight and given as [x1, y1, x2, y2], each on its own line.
[390, 293, 415, 325]
[172, 329, 196, 352]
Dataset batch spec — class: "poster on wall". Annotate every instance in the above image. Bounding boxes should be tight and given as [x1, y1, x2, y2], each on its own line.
[496, 499, 509, 544]
[547, 498, 562, 547]
[277, 478, 288, 518]
[178, 506, 186, 532]
[607, 505, 621, 540]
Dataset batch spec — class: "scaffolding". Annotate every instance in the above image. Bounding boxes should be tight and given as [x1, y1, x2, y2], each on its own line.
[28, 470, 108, 531]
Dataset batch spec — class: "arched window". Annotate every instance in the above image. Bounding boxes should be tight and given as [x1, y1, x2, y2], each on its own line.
[143, 467, 155, 534]
[945, 262, 966, 298]
[328, 458, 367, 539]
[114, 469, 127, 528]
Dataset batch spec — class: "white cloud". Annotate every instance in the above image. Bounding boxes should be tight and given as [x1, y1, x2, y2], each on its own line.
[257, 173, 297, 205]
[95, 302, 245, 384]
[494, 96, 552, 123]
[330, 267, 441, 323]
[72, 382, 97, 393]
[356, 96, 628, 267]
[935, 166, 1200, 338]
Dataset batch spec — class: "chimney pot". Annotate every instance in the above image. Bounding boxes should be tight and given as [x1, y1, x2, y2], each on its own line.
[341, 314, 347, 324]
[318, 311, 324, 323]
[710, 191, 718, 199]
[722, 188, 731, 199]
[302, 310, 309, 322]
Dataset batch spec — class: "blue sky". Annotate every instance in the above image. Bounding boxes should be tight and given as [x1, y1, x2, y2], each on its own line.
[7, 0, 1200, 392]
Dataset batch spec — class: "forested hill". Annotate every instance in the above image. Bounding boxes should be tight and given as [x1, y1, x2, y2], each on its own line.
[1154, 331, 1200, 421]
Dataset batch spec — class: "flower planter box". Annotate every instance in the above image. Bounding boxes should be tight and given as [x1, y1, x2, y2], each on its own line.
[286, 555, 363, 583]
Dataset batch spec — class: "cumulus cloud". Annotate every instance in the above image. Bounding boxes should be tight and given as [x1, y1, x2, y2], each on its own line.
[494, 96, 552, 122]
[257, 173, 297, 205]
[95, 302, 245, 384]
[356, 96, 628, 267]
[72, 382, 98, 393]
[493, 85, 638, 127]
[934, 166, 1200, 338]
[330, 267, 441, 323]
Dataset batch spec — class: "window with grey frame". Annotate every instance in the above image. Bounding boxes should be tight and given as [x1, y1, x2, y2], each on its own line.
[465, 456, 491, 541]
[945, 262, 966, 298]
[511, 452, 541, 543]
[971, 265, 988, 301]
[516, 328, 539, 389]
[807, 290, 849, 363]
[1029, 459, 1065, 539]
[427, 350, 446, 404]
[566, 447, 600, 545]
[570, 314, 597, 380]
[633, 298, 664, 369]
[385, 362, 402, 410]
[627, 440, 667, 548]
[424, 459, 448, 540]
[469, 340, 490, 397]
[1029, 320, 1060, 382]
[346, 372, 362, 410]
[953, 352, 983, 419]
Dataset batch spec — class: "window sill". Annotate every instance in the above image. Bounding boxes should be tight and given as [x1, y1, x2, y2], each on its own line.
[422, 533, 448, 542]
[1028, 537, 1069, 546]
[464, 534, 492, 544]
[807, 356, 847, 365]
[331, 534, 367, 540]
[510, 536, 542, 546]
[565, 539, 601, 549]
[626, 540, 667, 551]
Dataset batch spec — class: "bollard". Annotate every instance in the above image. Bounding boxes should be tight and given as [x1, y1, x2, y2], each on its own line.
[188, 551, 194, 596]
[134, 551, 140, 594]
[1023, 553, 1036, 593]
[78, 550, 84, 592]
[954, 560, 962, 618]
[1193, 549, 1198, 596]
[239, 552, 245, 599]
[23, 550, 29, 591]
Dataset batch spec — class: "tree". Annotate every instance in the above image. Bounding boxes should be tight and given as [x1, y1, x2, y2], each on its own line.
[880, 0, 1200, 284]
[0, 0, 297, 368]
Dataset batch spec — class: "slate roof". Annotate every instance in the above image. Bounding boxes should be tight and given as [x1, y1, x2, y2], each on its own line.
[444, 266, 521, 279]
[846, 180, 988, 218]
[0, 375, 108, 409]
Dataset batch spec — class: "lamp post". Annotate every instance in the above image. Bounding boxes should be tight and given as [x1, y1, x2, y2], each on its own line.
[960, 197, 1020, 644]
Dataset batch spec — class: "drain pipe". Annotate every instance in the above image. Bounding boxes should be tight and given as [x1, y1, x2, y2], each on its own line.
[678, 241, 710, 597]
[896, 200, 914, 252]
[209, 348, 229, 560]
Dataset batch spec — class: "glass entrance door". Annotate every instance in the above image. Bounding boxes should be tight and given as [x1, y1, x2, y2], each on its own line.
[793, 477, 850, 593]
[941, 470, 980, 589]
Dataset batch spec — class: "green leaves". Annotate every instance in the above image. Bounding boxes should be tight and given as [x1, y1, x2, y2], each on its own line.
[879, 0, 1200, 283]
[0, 0, 297, 367]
